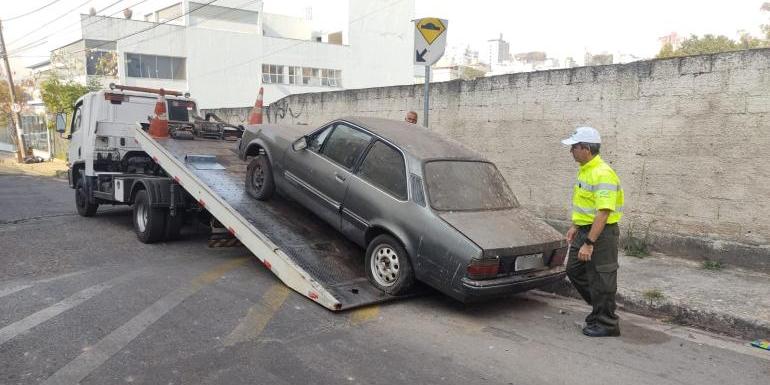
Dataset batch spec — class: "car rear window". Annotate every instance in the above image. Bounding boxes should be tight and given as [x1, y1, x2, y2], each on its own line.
[358, 141, 407, 200]
[424, 161, 518, 211]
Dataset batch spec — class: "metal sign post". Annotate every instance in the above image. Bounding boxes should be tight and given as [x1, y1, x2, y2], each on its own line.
[413, 18, 448, 128]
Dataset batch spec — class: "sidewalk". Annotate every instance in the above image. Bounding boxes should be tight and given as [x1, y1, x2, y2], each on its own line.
[544, 251, 770, 340]
[0, 152, 68, 179]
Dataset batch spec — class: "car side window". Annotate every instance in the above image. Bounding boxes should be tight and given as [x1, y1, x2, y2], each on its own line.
[71, 105, 83, 133]
[358, 141, 407, 200]
[321, 123, 372, 169]
[308, 125, 333, 153]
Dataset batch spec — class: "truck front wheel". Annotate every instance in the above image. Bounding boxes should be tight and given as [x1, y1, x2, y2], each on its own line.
[133, 190, 166, 243]
[75, 177, 98, 217]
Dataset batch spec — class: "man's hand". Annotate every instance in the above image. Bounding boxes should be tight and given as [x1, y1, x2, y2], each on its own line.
[566, 226, 577, 244]
[578, 244, 593, 262]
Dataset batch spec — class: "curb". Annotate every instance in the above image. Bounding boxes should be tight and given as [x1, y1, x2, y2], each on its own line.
[541, 278, 770, 340]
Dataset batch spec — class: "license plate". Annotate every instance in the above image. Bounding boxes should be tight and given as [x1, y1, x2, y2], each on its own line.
[515, 253, 544, 271]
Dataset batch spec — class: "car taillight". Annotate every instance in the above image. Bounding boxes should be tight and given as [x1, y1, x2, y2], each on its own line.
[549, 246, 569, 267]
[467, 257, 500, 280]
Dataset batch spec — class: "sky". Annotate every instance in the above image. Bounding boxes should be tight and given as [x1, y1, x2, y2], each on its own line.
[1, 0, 769, 76]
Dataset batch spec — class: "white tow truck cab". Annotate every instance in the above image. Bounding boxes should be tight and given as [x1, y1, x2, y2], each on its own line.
[56, 84, 201, 242]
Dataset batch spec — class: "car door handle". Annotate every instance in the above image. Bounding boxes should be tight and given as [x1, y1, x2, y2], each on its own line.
[334, 173, 346, 183]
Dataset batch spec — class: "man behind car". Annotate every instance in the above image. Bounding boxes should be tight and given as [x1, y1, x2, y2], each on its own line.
[562, 126, 624, 337]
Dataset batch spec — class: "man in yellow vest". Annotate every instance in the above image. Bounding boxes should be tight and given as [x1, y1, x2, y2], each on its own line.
[562, 126, 624, 337]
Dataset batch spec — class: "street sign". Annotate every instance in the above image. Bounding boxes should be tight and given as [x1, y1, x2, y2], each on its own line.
[11, 103, 21, 113]
[413, 17, 448, 66]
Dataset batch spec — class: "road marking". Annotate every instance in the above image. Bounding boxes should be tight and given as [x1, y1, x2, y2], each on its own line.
[350, 305, 380, 326]
[0, 284, 32, 298]
[223, 283, 290, 347]
[40, 258, 247, 385]
[0, 283, 112, 346]
[0, 270, 90, 299]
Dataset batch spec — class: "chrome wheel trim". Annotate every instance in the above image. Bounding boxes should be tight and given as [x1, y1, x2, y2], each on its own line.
[136, 201, 148, 233]
[370, 244, 400, 287]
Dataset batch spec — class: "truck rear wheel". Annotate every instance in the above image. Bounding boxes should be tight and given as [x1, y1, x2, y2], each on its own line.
[133, 190, 166, 243]
[75, 177, 98, 217]
[245, 154, 274, 200]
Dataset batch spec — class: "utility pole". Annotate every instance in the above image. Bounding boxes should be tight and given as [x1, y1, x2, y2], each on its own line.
[0, 19, 27, 162]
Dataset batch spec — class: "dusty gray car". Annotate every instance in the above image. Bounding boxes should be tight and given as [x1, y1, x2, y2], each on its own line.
[238, 117, 567, 302]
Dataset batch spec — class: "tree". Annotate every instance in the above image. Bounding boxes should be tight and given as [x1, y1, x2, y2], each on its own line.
[40, 75, 90, 125]
[762, 2, 770, 39]
[0, 82, 29, 126]
[656, 34, 742, 58]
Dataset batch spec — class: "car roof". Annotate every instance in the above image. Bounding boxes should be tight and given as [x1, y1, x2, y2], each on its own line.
[339, 116, 485, 161]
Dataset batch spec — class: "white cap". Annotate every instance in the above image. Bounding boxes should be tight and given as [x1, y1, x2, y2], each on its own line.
[561, 126, 601, 145]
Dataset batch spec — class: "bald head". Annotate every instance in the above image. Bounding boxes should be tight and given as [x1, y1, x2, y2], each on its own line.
[405, 111, 417, 124]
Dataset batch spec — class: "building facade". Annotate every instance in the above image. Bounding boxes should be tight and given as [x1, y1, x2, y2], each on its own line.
[49, 0, 415, 108]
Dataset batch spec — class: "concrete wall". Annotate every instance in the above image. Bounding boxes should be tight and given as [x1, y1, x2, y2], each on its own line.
[260, 49, 770, 270]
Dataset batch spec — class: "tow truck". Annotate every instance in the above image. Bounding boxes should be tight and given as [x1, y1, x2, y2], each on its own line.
[57, 84, 394, 310]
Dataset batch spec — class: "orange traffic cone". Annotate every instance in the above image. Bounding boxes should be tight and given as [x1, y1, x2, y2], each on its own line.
[248, 87, 264, 124]
[148, 90, 169, 138]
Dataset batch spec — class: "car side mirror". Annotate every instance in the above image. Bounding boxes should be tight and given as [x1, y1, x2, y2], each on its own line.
[292, 136, 308, 151]
[55, 113, 67, 134]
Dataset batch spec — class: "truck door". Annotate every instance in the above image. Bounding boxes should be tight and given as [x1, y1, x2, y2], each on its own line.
[67, 102, 84, 166]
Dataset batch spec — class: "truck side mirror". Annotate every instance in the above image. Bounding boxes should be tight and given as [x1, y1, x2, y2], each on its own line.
[55, 113, 67, 134]
[292, 136, 308, 151]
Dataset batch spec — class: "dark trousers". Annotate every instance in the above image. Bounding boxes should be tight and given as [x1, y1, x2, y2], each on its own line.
[566, 224, 620, 332]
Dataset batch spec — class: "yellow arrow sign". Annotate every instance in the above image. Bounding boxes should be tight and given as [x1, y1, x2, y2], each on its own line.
[416, 17, 446, 45]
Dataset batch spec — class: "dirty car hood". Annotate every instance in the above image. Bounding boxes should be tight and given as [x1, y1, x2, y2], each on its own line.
[438, 208, 564, 255]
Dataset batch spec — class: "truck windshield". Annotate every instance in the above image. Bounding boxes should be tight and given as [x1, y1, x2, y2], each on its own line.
[424, 160, 519, 211]
[168, 100, 195, 122]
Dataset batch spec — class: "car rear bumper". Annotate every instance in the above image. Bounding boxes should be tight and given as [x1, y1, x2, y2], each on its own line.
[458, 265, 566, 301]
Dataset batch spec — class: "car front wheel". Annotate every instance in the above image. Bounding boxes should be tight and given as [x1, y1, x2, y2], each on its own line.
[245, 154, 274, 200]
[365, 234, 415, 295]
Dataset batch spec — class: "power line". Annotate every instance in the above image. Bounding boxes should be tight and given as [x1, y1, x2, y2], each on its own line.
[7, 0, 150, 58]
[4, 0, 65, 22]
[59, 0, 220, 57]
[7, 0, 99, 49]
[125, 0, 259, 48]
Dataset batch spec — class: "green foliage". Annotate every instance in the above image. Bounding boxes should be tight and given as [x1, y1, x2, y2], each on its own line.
[642, 288, 664, 305]
[657, 34, 743, 58]
[702, 260, 723, 271]
[40, 75, 90, 116]
[0, 82, 29, 115]
[624, 228, 650, 258]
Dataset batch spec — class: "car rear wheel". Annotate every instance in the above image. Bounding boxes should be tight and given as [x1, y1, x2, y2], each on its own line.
[365, 234, 415, 295]
[245, 154, 274, 200]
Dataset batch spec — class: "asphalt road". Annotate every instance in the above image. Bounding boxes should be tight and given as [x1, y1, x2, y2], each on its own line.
[0, 172, 768, 385]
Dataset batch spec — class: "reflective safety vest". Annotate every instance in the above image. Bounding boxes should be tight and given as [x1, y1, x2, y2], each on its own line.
[571, 155, 624, 226]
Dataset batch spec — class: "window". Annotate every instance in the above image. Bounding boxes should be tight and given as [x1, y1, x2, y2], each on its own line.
[156, 56, 172, 79]
[288, 66, 301, 84]
[86, 50, 117, 76]
[302, 67, 319, 86]
[125, 53, 185, 80]
[262, 64, 284, 84]
[321, 123, 372, 169]
[358, 141, 407, 200]
[319, 69, 341, 87]
[424, 161, 519, 211]
[126, 53, 141, 77]
[71, 106, 82, 133]
[308, 125, 333, 152]
[168, 100, 195, 122]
